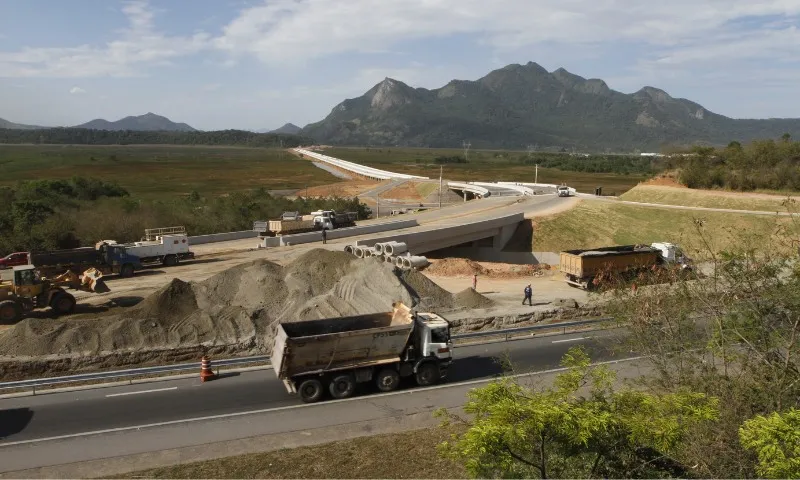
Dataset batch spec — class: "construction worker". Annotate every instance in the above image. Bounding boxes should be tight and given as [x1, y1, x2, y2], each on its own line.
[523, 284, 533, 305]
[472, 273, 478, 290]
[321, 229, 327, 245]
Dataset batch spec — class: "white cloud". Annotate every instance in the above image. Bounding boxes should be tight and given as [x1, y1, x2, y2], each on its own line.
[0, 0, 209, 78]
[69, 86, 86, 94]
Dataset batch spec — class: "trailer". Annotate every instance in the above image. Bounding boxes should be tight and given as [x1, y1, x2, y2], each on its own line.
[30, 242, 142, 278]
[559, 242, 690, 289]
[102, 233, 194, 267]
[271, 302, 453, 403]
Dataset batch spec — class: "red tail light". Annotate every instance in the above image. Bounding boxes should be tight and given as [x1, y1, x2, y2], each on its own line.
[438, 347, 450, 353]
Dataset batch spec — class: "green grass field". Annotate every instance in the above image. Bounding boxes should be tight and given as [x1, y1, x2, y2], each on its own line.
[323, 147, 647, 195]
[533, 200, 796, 258]
[0, 145, 337, 198]
[620, 185, 797, 212]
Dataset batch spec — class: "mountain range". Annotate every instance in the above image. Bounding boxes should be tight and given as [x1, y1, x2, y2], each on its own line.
[302, 62, 800, 150]
[0, 117, 46, 130]
[74, 112, 196, 132]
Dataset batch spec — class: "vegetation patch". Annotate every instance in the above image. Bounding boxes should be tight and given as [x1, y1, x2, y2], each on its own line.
[532, 200, 793, 257]
[620, 184, 794, 212]
[115, 427, 465, 479]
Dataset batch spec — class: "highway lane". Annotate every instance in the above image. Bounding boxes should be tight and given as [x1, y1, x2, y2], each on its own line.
[0, 330, 628, 444]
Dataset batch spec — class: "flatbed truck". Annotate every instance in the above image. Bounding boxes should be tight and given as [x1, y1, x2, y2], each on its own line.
[271, 302, 453, 403]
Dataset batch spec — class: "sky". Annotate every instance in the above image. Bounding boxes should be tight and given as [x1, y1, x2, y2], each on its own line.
[1, 0, 799, 131]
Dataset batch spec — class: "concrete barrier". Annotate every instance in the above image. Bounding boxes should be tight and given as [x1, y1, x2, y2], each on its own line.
[188, 230, 259, 245]
[260, 219, 419, 248]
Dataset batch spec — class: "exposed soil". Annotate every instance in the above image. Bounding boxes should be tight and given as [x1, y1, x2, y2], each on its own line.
[426, 258, 551, 278]
[382, 182, 425, 201]
[297, 180, 380, 198]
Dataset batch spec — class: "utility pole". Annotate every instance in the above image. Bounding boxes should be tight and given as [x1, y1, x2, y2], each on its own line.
[438, 165, 443, 209]
[535, 164, 538, 185]
[462, 140, 471, 162]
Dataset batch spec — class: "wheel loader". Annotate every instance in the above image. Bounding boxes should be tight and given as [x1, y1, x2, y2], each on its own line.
[0, 265, 109, 324]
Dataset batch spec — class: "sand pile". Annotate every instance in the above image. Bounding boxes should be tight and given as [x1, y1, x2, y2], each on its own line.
[426, 258, 551, 278]
[453, 288, 495, 309]
[0, 249, 492, 359]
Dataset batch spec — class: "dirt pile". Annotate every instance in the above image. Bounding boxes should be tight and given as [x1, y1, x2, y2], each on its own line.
[426, 258, 551, 279]
[453, 288, 495, 309]
[0, 250, 478, 361]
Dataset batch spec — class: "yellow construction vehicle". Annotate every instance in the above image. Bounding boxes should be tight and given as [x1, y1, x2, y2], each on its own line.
[0, 265, 109, 323]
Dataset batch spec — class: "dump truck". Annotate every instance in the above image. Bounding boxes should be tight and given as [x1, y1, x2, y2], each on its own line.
[0, 264, 109, 323]
[272, 302, 453, 403]
[312, 210, 357, 230]
[99, 232, 194, 267]
[30, 241, 142, 278]
[559, 242, 691, 289]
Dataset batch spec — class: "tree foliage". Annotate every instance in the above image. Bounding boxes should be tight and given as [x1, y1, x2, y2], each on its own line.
[436, 346, 718, 479]
[0, 178, 370, 255]
[674, 138, 800, 191]
[739, 408, 800, 479]
[606, 208, 800, 477]
[0, 128, 313, 148]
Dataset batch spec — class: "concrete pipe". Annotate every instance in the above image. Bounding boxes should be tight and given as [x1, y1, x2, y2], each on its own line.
[382, 241, 408, 256]
[344, 245, 354, 255]
[385, 255, 394, 263]
[394, 256, 405, 268]
[373, 243, 386, 254]
[401, 257, 412, 268]
[353, 246, 365, 258]
[407, 256, 430, 268]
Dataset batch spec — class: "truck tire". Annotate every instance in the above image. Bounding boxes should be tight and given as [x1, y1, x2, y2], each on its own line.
[163, 255, 178, 267]
[375, 368, 400, 392]
[298, 378, 324, 403]
[329, 374, 356, 399]
[0, 300, 21, 324]
[50, 292, 76, 315]
[415, 362, 440, 387]
[120, 263, 135, 278]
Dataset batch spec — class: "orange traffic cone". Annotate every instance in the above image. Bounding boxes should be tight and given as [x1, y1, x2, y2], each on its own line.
[200, 355, 216, 382]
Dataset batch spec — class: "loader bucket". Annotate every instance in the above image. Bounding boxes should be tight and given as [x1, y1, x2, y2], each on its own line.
[81, 268, 110, 294]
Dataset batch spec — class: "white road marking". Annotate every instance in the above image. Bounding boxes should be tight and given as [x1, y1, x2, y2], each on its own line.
[105, 387, 178, 398]
[0, 355, 645, 448]
[551, 337, 587, 344]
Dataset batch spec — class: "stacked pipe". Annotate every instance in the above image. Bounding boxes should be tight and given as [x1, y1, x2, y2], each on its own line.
[343, 242, 428, 270]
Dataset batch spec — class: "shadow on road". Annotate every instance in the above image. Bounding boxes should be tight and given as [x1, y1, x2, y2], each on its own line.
[447, 355, 509, 382]
[0, 408, 33, 440]
[108, 296, 144, 307]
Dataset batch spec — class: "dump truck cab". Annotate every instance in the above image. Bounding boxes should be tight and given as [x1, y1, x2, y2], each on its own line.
[650, 242, 691, 268]
[411, 311, 453, 364]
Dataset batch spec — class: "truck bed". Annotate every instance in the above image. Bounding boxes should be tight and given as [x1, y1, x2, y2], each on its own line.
[30, 247, 98, 267]
[560, 245, 660, 280]
[272, 304, 414, 380]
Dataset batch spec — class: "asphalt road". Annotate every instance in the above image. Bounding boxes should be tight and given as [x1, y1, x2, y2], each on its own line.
[0, 330, 631, 473]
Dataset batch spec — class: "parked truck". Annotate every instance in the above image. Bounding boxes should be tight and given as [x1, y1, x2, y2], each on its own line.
[100, 232, 194, 267]
[559, 242, 691, 289]
[30, 241, 142, 278]
[272, 302, 453, 403]
[312, 210, 357, 230]
[254, 210, 358, 237]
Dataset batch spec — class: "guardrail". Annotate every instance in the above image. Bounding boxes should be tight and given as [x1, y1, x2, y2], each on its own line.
[0, 318, 613, 394]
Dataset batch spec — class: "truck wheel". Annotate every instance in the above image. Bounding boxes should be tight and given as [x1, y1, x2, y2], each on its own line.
[298, 378, 324, 403]
[415, 363, 440, 387]
[375, 368, 400, 392]
[329, 374, 356, 399]
[50, 292, 76, 315]
[0, 300, 21, 324]
[120, 263, 135, 278]
[163, 255, 178, 267]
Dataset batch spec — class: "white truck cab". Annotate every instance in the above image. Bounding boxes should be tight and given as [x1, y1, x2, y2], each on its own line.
[557, 185, 573, 197]
[415, 312, 453, 362]
[650, 242, 692, 268]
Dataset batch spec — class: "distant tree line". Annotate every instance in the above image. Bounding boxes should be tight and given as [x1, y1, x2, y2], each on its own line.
[674, 136, 800, 191]
[0, 177, 370, 256]
[0, 128, 313, 148]
[519, 153, 662, 175]
[432, 155, 468, 164]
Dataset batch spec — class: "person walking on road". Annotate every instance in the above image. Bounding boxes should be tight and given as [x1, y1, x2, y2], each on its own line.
[523, 284, 533, 305]
[472, 273, 478, 290]
[321, 229, 327, 245]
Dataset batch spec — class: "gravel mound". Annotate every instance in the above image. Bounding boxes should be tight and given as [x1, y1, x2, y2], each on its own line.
[453, 288, 495, 309]
[426, 258, 551, 278]
[0, 249, 458, 359]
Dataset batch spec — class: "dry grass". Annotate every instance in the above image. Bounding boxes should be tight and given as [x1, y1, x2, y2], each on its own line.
[620, 185, 796, 212]
[115, 427, 465, 479]
[416, 182, 440, 199]
[533, 200, 796, 258]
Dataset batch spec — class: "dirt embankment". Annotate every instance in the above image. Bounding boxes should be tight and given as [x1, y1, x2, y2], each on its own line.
[0, 250, 498, 380]
[425, 258, 551, 278]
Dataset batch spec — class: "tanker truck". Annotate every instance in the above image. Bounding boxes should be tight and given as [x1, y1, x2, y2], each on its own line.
[271, 302, 453, 403]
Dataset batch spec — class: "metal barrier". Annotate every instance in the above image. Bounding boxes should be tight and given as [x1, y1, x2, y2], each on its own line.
[0, 318, 614, 393]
